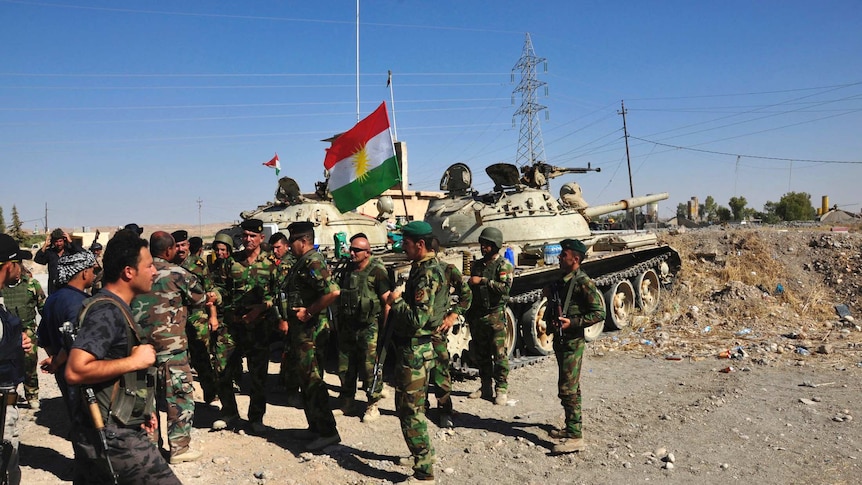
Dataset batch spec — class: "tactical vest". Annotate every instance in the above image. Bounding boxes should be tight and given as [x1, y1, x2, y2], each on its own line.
[469, 255, 509, 313]
[0, 304, 24, 387]
[339, 257, 384, 326]
[285, 250, 324, 310]
[77, 296, 156, 428]
[2, 275, 38, 324]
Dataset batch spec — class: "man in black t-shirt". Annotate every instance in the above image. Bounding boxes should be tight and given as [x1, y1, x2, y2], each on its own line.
[65, 230, 181, 485]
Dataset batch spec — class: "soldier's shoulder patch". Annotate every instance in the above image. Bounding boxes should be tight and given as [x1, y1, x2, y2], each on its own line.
[414, 289, 425, 302]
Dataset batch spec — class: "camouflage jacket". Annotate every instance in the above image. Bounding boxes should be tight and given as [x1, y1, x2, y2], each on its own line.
[391, 253, 447, 339]
[468, 253, 514, 314]
[1, 270, 46, 325]
[131, 258, 208, 364]
[208, 255, 233, 318]
[442, 262, 472, 316]
[284, 249, 338, 326]
[268, 251, 297, 293]
[228, 248, 275, 324]
[554, 268, 606, 337]
[182, 253, 219, 324]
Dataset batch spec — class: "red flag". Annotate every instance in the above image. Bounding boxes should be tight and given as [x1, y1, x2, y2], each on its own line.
[262, 153, 280, 176]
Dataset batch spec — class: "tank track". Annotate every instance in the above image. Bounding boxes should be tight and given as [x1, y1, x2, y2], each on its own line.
[451, 354, 550, 378]
[508, 252, 674, 305]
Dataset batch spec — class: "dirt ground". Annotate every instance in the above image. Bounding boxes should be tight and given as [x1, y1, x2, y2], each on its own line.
[15, 225, 862, 484]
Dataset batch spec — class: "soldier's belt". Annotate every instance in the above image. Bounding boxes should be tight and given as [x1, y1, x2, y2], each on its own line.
[393, 335, 432, 347]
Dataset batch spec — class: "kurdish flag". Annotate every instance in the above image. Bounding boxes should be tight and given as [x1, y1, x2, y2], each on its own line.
[324, 102, 401, 213]
[262, 153, 280, 176]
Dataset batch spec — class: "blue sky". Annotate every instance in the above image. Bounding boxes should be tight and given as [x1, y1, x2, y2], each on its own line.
[2, 1, 861, 231]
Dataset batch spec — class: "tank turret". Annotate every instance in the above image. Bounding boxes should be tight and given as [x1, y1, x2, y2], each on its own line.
[229, 176, 390, 254]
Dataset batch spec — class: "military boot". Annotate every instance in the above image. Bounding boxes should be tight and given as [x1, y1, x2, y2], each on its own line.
[468, 380, 494, 400]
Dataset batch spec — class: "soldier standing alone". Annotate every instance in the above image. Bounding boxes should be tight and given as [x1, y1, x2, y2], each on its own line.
[466, 227, 514, 405]
[544, 238, 605, 454]
[385, 221, 448, 484]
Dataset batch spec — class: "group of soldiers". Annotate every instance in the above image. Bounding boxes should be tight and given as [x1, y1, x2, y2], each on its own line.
[2, 216, 606, 485]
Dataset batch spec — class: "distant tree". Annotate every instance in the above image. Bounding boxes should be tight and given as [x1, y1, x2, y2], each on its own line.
[0, 206, 5, 233]
[676, 203, 688, 219]
[757, 201, 781, 224]
[716, 206, 732, 222]
[700, 196, 718, 222]
[728, 196, 748, 221]
[9, 205, 24, 243]
[775, 192, 815, 221]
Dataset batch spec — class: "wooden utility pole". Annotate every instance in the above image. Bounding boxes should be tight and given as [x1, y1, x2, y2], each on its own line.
[619, 100, 636, 230]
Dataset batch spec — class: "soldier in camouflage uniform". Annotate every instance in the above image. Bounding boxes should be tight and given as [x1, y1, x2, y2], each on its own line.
[179, 233, 220, 404]
[131, 231, 215, 464]
[466, 227, 514, 405]
[212, 219, 276, 434]
[208, 233, 239, 406]
[544, 238, 605, 454]
[428, 238, 471, 429]
[278, 221, 340, 451]
[267, 232, 301, 405]
[65, 229, 181, 485]
[334, 233, 391, 423]
[1, 260, 46, 409]
[385, 221, 448, 484]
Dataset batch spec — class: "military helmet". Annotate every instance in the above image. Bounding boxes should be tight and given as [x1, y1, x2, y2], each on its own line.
[478, 227, 504, 249]
[213, 233, 234, 251]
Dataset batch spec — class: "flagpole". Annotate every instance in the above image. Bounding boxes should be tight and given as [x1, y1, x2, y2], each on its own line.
[387, 70, 398, 141]
[355, 0, 360, 122]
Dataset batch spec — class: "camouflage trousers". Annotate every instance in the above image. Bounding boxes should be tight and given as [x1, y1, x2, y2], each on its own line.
[337, 320, 381, 402]
[213, 319, 270, 423]
[291, 317, 337, 437]
[469, 308, 510, 392]
[186, 312, 217, 402]
[429, 331, 452, 413]
[74, 424, 181, 485]
[553, 335, 585, 438]
[395, 339, 435, 479]
[23, 322, 39, 401]
[156, 358, 195, 455]
[278, 326, 301, 394]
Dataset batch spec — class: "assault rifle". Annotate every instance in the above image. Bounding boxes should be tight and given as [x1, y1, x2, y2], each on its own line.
[0, 386, 15, 485]
[545, 283, 565, 337]
[367, 311, 395, 401]
[85, 387, 117, 485]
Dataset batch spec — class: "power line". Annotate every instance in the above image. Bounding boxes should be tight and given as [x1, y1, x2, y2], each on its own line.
[629, 136, 862, 164]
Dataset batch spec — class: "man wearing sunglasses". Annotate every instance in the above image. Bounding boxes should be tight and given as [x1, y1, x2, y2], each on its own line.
[334, 233, 391, 423]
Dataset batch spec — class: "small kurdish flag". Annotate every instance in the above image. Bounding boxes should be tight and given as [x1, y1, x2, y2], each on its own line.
[324, 102, 401, 213]
[262, 153, 280, 176]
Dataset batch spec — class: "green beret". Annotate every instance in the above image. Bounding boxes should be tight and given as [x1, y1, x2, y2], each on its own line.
[240, 219, 264, 234]
[560, 238, 587, 255]
[287, 221, 314, 237]
[401, 221, 433, 237]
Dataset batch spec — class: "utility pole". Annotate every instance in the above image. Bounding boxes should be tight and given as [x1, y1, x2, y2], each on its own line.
[619, 100, 636, 230]
[44, 202, 48, 233]
[196, 198, 203, 237]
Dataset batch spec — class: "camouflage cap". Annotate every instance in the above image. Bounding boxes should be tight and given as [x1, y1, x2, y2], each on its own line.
[0, 234, 32, 262]
[287, 221, 314, 238]
[560, 238, 588, 255]
[401, 221, 433, 237]
[240, 219, 264, 234]
[171, 230, 188, 243]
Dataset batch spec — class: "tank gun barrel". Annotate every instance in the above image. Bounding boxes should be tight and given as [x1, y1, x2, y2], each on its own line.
[583, 192, 668, 218]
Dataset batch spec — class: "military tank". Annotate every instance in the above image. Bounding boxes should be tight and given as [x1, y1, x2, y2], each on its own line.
[426, 161, 682, 367]
[226, 176, 393, 255]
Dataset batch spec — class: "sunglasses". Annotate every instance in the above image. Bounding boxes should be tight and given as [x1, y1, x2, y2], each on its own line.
[348, 247, 368, 253]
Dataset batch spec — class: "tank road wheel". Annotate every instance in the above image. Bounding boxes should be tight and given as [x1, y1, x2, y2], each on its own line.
[446, 315, 473, 370]
[604, 280, 635, 330]
[521, 298, 554, 356]
[583, 318, 605, 342]
[633, 269, 661, 314]
[503, 306, 519, 358]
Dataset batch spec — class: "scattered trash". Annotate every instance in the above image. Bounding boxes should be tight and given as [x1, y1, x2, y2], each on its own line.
[835, 304, 851, 319]
[775, 283, 784, 294]
[702, 326, 712, 334]
[795, 347, 810, 356]
[736, 328, 752, 336]
[719, 366, 735, 373]
[640, 339, 654, 346]
[665, 355, 682, 361]
[718, 350, 731, 359]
